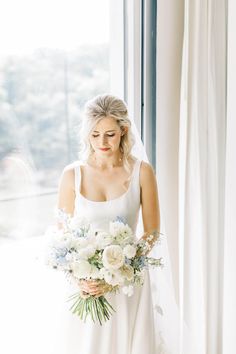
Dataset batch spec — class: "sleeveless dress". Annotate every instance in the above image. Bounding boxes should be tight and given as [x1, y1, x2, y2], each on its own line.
[54, 158, 157, 354]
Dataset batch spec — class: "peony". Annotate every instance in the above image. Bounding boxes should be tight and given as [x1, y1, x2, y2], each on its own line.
[123, 244, 136, 259]
[102, 245, 125, 270]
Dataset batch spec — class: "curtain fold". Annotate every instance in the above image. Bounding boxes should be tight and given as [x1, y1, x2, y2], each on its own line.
[223, 0, 236, 353]
[156, 0, 227, 353]
[180, 1, 227, 353]
[156, 0, 185, 309]
[156, 0, 185, 352]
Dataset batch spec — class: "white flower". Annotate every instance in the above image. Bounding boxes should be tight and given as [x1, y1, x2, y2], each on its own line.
[102, 245, 125, 270]
[100, 267, 124, 286]
[74, 238, 89, 249]
[90, 266, 102, 279]
[77, 245, 96, 260]
[69, 216, 89, 230]
[119, 265, 134, 281]
[123, 244, 136, 258]
[71, 260, 93, 279]
[65, 253, 73, 261]
[95, 231, 114, 249]
[86, 227, 98, 238]
[51, 231, 74, 249]
[134, 270, 145, 285]
[109, 221, 134, 246]
[122, 285, 134, 297]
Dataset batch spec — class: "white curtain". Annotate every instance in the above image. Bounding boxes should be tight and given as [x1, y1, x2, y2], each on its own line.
[223, 0, 236, 353]
[180, 0, 227, 353]
[156, 0, 184, 309]
[156, 0, 228, 353]
[156, 1, 184, 352]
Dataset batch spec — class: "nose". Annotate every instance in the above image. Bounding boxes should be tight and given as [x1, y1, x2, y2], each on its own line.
[101, 135, 108, 145]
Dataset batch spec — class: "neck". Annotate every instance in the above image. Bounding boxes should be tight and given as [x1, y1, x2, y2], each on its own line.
[88, 151, 123, 169]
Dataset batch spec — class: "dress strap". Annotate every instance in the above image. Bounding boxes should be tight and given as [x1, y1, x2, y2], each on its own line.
[132, 159, 142, 194]
[74, 162, 82, 195]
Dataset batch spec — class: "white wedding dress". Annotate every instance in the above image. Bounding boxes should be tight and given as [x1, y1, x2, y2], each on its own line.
[52, 158, 158, 354]
[0, 157, 176, 354]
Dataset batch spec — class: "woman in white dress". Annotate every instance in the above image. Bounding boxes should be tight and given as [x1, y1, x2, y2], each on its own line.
[56, 94, 161, 354]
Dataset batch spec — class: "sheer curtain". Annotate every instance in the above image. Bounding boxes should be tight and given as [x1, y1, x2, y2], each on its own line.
[155, 1, 184, 352]
[223, 0, 235, 353]
[156, 0, 227, 353]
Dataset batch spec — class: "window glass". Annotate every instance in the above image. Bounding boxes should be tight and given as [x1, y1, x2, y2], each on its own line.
[0, 0, 110, 241]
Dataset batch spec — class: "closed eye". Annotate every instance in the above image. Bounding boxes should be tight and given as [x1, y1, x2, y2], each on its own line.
[92, 134, 115, 138]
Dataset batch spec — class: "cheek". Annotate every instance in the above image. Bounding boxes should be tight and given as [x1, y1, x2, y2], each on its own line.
[111, 135, 121, 145]
[89, 136, 97, 145]
[89, 138, 96, 149]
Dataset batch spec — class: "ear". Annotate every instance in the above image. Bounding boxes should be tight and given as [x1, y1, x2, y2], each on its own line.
[121, 127, 128, 136]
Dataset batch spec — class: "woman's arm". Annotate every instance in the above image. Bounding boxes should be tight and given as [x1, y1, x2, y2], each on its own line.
[57, 166, 107, 297]
[139, 161, 161, 254]
[57, 166, 76, 227]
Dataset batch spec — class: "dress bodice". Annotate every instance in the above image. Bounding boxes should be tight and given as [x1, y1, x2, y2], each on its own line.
[73, 159, 142, 235]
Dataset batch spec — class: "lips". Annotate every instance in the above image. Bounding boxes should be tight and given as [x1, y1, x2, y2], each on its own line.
[99, 148, 110, 151]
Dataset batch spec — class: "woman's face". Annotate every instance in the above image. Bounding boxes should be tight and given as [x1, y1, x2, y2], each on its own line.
[89, 117, 125, 157]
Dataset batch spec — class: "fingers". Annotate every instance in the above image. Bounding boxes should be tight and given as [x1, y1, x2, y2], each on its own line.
[78, 279, 108, 296]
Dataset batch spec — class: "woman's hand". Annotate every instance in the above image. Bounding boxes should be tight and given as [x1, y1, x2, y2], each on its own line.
[79, 279, 112, 298]
[137, 229, 160, 256]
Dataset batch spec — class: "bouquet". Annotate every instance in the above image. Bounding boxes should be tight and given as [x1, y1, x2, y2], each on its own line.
[45, 210, 164, 325]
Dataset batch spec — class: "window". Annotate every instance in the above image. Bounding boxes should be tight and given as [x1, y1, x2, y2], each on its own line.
[0, 0, 156, 243]
[0, 0, 123, 242]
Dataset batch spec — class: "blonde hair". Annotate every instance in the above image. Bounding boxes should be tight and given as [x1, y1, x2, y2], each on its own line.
[78, 94, 136, 172]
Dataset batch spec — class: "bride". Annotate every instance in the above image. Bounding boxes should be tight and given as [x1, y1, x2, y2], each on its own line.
[55, 93, 162, 354]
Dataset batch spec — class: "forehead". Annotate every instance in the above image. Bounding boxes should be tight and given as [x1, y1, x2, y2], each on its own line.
[92, 117, 120, 132]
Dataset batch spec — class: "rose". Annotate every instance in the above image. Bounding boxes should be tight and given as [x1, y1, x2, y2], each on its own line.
[119, 264, 134, 281]
[102, 245, 125, 270]
[123, 244, 136, 259]
[100, 267, 124, 286]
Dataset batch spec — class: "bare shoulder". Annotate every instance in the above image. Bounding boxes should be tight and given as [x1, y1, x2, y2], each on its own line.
[57, 161, 80, 215]
[59, 161, 79, 188]
[140, 160, 156, 186]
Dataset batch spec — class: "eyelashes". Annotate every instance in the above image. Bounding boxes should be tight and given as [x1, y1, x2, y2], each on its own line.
[92, 134, 115, 138]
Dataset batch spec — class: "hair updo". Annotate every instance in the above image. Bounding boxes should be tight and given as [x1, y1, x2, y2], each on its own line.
[78, 94, 136, 172]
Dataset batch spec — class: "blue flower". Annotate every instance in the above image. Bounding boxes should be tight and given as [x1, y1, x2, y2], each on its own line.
[56, 255, 68, 265]
[125, 257, 132, 265]
[114, 216, 127, 224]
[132, 255, 147, 270]
[54, 247, 68, 258]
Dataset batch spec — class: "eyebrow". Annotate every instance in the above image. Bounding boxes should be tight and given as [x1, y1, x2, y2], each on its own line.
[92, 130, 117, 133]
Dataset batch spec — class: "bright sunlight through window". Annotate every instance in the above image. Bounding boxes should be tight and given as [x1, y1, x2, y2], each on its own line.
[0, 0, 111, 242]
